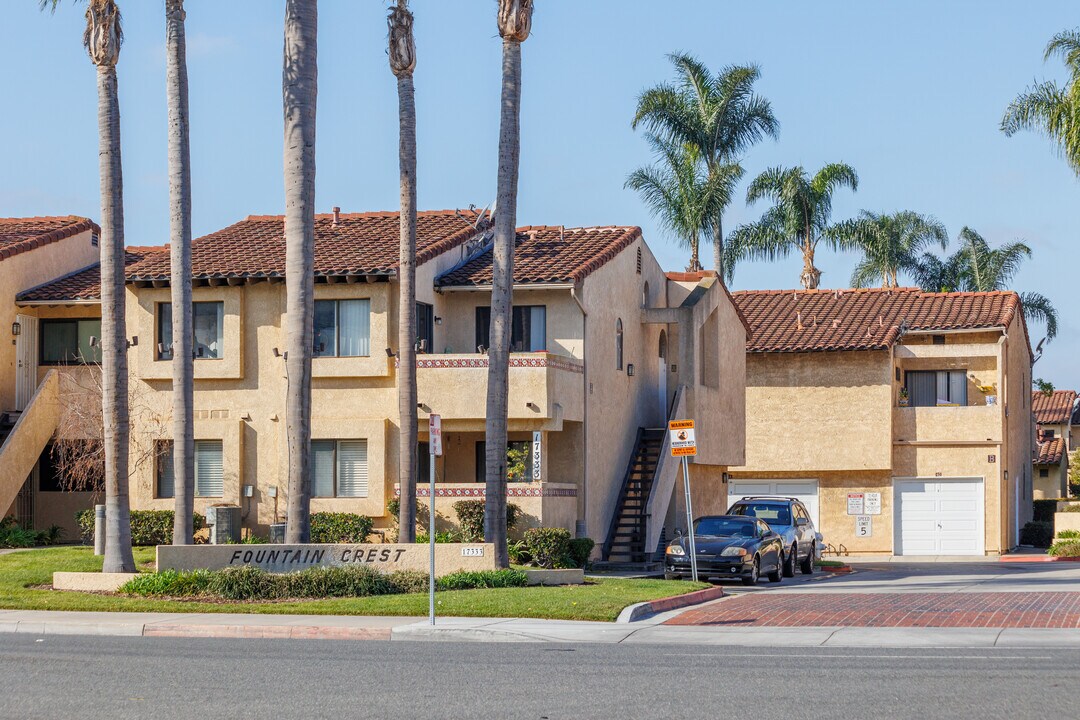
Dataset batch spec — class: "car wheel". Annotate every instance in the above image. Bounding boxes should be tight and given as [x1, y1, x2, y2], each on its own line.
[800, 543, 815, 574]
[741, 556, 760, 586]
[767, 555, 783, 583]
[783, 544, 796, 577]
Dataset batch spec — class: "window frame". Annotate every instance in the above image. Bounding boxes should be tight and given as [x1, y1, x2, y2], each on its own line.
[416, 302, 434, 354]
[904, 369, 968, 407]
[474, 440, 535, 483]
[474, 305, 547, 353]
[311, 438, 370, 498]
[313, 298, 372, 358]
[156, 439, 224, 498]
[157, 301, 225, 361]
[38, 318, 102, 366]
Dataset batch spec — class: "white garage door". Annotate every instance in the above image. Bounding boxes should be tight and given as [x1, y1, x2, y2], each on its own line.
[894, 478, 984, 556]
[727, 480, 819, 528]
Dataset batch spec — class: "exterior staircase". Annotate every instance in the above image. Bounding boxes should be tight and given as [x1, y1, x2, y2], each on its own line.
[601, 427, 665, 563]
[0, 412, 20, 447]
[0, 371, 59, 517]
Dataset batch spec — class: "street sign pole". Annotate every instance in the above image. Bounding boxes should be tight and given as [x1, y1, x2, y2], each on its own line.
[668, 419, 698, 583]
[428, 414, 442, 626]
[681, 456, 698, 583]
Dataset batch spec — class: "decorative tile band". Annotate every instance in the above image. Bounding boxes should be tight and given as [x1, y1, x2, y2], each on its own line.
[395, 485, 578, 498]
[404, 355, 585, 374]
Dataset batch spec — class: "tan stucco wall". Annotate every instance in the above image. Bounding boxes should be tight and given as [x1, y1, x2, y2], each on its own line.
[1004, 314, 1034, 545]
[0, 229, 99, 410]
[1034, 461, 1068, 500]
[738, 351, 893, 473]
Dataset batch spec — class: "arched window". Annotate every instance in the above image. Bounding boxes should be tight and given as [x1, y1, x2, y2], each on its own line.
[642, 281, 650, 308]
[658, 329, 667, 362]
[615, 319, 624, 371]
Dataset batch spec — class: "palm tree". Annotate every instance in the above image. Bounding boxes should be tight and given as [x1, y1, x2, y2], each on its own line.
[840, 211, 948, 288]
[282, 0, 318, 544]
[915, 227, 1059, 340]
[1002, 29, 1080, 176]
[389, 0, 418, 543]
[727, 163, 859, 289]
[166, 0, 194, 546]
[632, 55, 778, 275]
[485, 0, 533, 569]
[625, 134, 742, 271]
[41, 0, 136, 572]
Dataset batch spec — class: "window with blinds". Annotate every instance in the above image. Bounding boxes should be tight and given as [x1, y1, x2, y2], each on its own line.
[314, 299, 371, 357]
[156, 440, 224, 498]
[311, 439, 369, 498]
[905, 370, 968, 407]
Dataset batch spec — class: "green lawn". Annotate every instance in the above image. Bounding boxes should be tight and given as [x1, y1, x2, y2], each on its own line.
[0, 547, 709, 622]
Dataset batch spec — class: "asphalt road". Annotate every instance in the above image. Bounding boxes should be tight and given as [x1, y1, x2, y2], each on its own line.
[1, 635, 1076, 719]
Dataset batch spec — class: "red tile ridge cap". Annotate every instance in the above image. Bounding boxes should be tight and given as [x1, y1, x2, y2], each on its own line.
[244, 208, 483, 222]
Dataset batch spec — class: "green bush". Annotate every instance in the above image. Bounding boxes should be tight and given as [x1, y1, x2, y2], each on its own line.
[416, 530, 457, 544]
[567, 537, 595, 568]
[1062, 504, 1080, 513]
[283, 566, 394, 599]
[524, 527, 573, 569]
[508, 539, 531, 565]
[241, 534, 268, 544]
[437, 569, 528, 591]
[1057, 530, 1080, 540]
[1048, 541, 1080, 557]
[387, 570, 430, 594]
[1033, 500, 1060, 523]
[452, 500, 522, 543]
[309, 513, 374, 544]
[385, 498, 429, 531]
[120, 569, 213, 596]
[74, 509, 206, 546]
[208, 566, 285, 600]
[1020, 521, 1054, 548]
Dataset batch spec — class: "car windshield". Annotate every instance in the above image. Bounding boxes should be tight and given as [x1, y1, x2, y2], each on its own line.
[731, 503, 792, 527]
[693, 517, 756, 538]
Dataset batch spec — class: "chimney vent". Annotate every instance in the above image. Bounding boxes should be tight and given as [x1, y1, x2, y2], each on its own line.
[332, 206, 341, 227]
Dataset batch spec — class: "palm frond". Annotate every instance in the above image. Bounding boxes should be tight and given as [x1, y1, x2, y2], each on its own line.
[1019, 291, 1059, 340]
[1044, 29, 1080, 73]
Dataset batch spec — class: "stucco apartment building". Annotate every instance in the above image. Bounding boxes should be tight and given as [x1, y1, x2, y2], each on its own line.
[0, 217, 102, 535]
[728, 288, 1033, 557]
[1032, 389, 1077, 499]
[6, 209, 747, 554]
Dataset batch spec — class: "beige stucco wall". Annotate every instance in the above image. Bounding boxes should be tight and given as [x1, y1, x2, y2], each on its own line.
[1034, 461, 1068, 500]
[738, 351, 893, 473]
[0, 229, 99, 410]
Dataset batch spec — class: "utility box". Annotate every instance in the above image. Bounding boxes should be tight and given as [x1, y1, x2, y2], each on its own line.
[207, 504, 241, 544]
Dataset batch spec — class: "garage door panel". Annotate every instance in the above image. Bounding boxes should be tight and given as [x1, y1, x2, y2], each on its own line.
[895, 479, 984, 556]
[728, 480, 819, 528]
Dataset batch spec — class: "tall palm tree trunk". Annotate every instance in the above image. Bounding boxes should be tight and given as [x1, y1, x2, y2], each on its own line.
[88, 1, 135, 573]
[389, 1, 418, 542]
[712, 213, 723, 276]
[283, 0, 318, 544]
[486, 0, 532, 569]
[800, 242, 821, 289]
[166, 0, 194, 546]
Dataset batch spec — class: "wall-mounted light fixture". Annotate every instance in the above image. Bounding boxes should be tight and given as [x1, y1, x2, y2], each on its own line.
[526, 401, 539, 411]
[10, 321, 20, 336]
[626, 363, 635, 377]
[385, 347, 397, 358]
[434, 316, 443, 325]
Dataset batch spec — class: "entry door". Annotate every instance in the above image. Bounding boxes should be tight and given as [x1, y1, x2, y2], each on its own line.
[657, 330, 668, 421]
[14, 315, 38, 410]
[894, 478, 984, 556]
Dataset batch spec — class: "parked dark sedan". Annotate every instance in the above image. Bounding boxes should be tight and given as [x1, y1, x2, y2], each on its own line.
[664, 515, 784, 586]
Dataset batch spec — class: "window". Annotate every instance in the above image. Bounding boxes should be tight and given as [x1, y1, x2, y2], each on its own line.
[158, 302, 224, 360]
[416, 303, 434, 354]
[615, 319, 624, 370]
[157, 440, 224, 498]
[40, 319, 101, 364]
[1041, 429, 1055, 440]
[1040, 468, 1050, 478]
[905, 370, 967, 407]
[474, 306, 546, 353]
[474, 441, 533, 482]
[312, 439, 369, 497]
[417, 441, 430, 483]
[642, 281, 650, 308]
[313, 299, 371, 357]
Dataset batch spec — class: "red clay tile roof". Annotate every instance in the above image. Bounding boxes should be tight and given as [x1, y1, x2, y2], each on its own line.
[733, 287, 1022, 353]
[1033, 390, 1077, 425]
[123, 209, 487, 283]
[436, 226, 642, 287]
[16, 248, 167, 303]
[0, 216, 99, 262]
[1035, 437, 1066, 465]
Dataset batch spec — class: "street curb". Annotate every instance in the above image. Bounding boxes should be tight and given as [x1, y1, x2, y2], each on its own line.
[143, 624, 392, 641]
[616, 586, 725, 623]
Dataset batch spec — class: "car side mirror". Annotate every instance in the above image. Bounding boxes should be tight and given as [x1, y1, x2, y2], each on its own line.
[796, 518, 809, 526]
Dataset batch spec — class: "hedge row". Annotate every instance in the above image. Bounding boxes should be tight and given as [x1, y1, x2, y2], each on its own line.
[510, 528, 594, 569]
[75, 509, 206, 547]
[119, 565, 528, 600]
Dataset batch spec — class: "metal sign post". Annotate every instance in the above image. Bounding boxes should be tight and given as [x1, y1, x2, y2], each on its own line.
[668, 419, 698, 583]
[428, 414, 442, 626]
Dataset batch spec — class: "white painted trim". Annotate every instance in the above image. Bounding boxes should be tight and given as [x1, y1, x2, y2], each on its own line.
[892, 476, 986, 556]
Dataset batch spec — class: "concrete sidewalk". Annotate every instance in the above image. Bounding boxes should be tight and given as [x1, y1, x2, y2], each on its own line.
[4, 607, 1080, 647]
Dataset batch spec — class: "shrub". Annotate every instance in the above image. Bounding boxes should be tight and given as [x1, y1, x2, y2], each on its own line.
[241, 534, 268, 544]
[120, 569, 213, 596]
[207, 566, 286, 600]
[567, 537, 595, 568]
[437, 569, 528, 591]
[283, 566, 394, 599]
[1062, 504, 1080, 513]
[1033, 500, 1059, 523]
[309, 513, 375, 544]
[385, 498, 429, 531]
[416, 530, 457, 544]
[508, 539, 531, 565]
[524, 527, 573, 569]
[1048, 541, 1080, 557]
[387, 570, 430, 594]
[452, 500, 522, 543]
[75, 509, 206, 546]
[1020, 521, 1054, 548]
[1057, 530, 1080, 540]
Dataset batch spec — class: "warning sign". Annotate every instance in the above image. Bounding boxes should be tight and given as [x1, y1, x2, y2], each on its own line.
[669, 419, 697, 457]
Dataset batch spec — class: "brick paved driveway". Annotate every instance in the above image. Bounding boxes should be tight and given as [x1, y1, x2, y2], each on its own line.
[667, 591, 1080, 628]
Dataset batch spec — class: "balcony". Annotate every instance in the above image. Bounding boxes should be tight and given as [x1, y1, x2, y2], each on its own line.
[415, 352, 583, 425]
[893, 404, 1002, 445]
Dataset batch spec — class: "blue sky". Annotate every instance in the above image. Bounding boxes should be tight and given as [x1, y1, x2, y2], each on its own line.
[2, 1, 1077, 386]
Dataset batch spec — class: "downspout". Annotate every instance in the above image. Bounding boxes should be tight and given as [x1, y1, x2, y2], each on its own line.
[998, 332, 1011, 551]
[571, 284, 588, 539]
